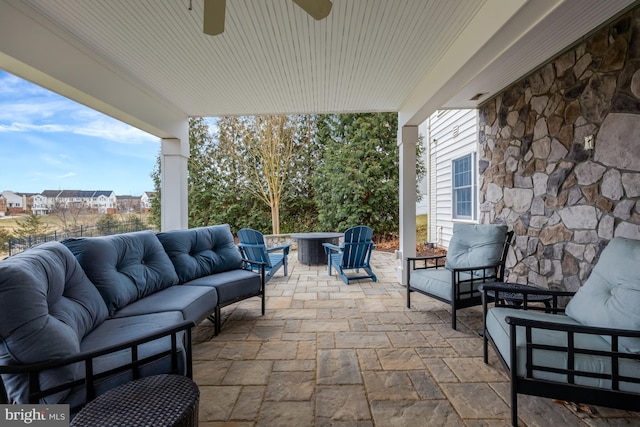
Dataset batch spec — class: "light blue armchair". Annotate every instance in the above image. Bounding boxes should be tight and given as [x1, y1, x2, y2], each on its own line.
[407, 223, 513, 330]
[482, 237, 640, 426]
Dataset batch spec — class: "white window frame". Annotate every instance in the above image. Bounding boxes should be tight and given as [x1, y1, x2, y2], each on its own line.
[452, 152, 477, 220]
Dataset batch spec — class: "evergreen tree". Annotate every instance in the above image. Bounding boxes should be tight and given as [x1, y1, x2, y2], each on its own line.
[203, 116, 272, 231]
[0, 228, 13, 253]
[96, 214, 118, 234]
[14, 214, 49, 238]
[313, 113, 403, 238]
[278, 114, 319, 233]
[149, 150, 162, 229]
[150, 113, 422, 238]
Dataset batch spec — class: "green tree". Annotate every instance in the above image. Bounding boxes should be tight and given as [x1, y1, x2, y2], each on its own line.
[14, 214, 50, 238]
[278, 114, 319, 233]
[96, 214, 119, 234]
[125, 213, 144, 229]
[151, 113, 421, 238]
[0, 228, 12, 253]
[186, 117, 267, 230]
[223, 115, 308, 234]
[313, 112, 424, 239]
[149, 149, 162, 229]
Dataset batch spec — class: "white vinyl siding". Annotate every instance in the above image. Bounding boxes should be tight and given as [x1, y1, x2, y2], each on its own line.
[420, 109, 478, 249]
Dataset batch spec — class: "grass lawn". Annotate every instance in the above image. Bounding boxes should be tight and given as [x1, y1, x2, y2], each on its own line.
[0, 214, 104, 234]
[417, 214, 428, 243]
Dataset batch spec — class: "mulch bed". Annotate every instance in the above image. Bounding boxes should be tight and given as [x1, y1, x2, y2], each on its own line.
[375, 239, 447, 258]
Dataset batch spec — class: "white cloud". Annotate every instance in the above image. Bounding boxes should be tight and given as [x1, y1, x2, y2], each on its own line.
[73, 118, 158, 144]
[57, 172, 76, 179]
[0, 122, 66, 133]
[0, 73, 51, 97]
[41, 154, 64, 167]
[0, 117, 157, 144]
[0, 71, 158, 145]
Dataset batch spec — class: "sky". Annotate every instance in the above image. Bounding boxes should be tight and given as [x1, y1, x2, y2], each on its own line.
[0, 70, 161, 196]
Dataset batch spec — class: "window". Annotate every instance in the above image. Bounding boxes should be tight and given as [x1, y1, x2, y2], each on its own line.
[452, 153, 476, 220]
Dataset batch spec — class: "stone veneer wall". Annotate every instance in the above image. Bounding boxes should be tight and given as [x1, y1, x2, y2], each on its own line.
[478, 8, 640, 291]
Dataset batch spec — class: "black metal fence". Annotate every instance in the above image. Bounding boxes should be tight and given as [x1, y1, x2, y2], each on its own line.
[7, 220, 152, 256]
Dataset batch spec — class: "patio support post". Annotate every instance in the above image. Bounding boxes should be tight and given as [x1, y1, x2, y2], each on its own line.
[398, 125, 418, 285]
[161, 137, 189, 231]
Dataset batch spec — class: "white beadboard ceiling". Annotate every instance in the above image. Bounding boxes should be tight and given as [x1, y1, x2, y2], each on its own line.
[2, 0, 637, 132]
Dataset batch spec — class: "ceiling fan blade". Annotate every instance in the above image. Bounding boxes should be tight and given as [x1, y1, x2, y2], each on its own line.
[203, 0, 225, 35]
[292, 0, 332, 20]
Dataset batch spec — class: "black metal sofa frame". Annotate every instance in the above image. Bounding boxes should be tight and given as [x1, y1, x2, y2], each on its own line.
[0, 321, 193, 414]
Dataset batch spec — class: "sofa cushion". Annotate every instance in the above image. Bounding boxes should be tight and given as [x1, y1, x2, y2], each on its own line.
[565, 237, 640, 353]
[63, 312, 188, 408]
[157, 224, 243, 283]
[112, 285, 218, 323]
[183, 269, 262, 305]
[445, 223, 508, 270]
[0, 241, 108, 404]
[63, 231, 179, 315]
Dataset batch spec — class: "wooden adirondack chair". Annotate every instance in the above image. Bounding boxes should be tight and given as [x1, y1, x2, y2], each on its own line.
[237, 228, 291, 283]
[323, 225, 377, 284]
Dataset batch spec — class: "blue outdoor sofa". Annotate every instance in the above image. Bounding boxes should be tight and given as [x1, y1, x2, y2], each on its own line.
[0, 224, 263, 411]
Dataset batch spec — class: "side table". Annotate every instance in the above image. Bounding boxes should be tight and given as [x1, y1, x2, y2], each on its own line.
[484, 282, 553, 309]
[71, 374, 199, 427]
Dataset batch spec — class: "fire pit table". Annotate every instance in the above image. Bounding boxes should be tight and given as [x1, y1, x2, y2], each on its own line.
[291, 232, 343, 265]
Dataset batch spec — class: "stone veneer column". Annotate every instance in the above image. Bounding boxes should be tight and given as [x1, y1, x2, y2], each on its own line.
[478, 9, 640, 291]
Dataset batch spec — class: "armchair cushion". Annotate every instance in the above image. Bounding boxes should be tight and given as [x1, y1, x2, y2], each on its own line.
[565, 237, 640, 353]
[445, 223, 508, 270]
[408, 269, 474, 302]
[486, 307, 640, 393]
[63, 231, 179, 315]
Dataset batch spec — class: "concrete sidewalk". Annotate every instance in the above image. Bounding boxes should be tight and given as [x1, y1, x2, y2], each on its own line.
[192, 251, 639, 426]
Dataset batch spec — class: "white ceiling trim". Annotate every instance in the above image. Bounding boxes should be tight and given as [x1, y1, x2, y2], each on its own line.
[0, 0, 636, 140]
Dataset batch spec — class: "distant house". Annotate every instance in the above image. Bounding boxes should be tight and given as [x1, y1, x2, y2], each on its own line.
[419, 109, 479, 249]
[0, 194, 6, 216]
[41, 190, 117, 215]
[1, 191, 26, 215]
[140, 192, 156, 213]
[116, 195, 141, 213]
[31, 194, 49, 216]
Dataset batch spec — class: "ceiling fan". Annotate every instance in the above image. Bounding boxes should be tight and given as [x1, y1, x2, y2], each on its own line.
[202, 0, 333, 35]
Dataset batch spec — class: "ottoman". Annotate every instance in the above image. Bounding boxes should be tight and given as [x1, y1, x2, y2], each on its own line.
[70, 374, 199, 427]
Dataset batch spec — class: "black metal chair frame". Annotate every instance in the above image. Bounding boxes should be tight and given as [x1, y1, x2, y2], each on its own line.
[206, 260, 265, 335]
[0, 320, 194, 414]
[481, 284, 640, 426]
[406, 230, 513, 330]
[207, 260, 266, 335]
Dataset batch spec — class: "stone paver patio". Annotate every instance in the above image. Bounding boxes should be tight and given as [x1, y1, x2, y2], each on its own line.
[192, 251, 639, 426]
